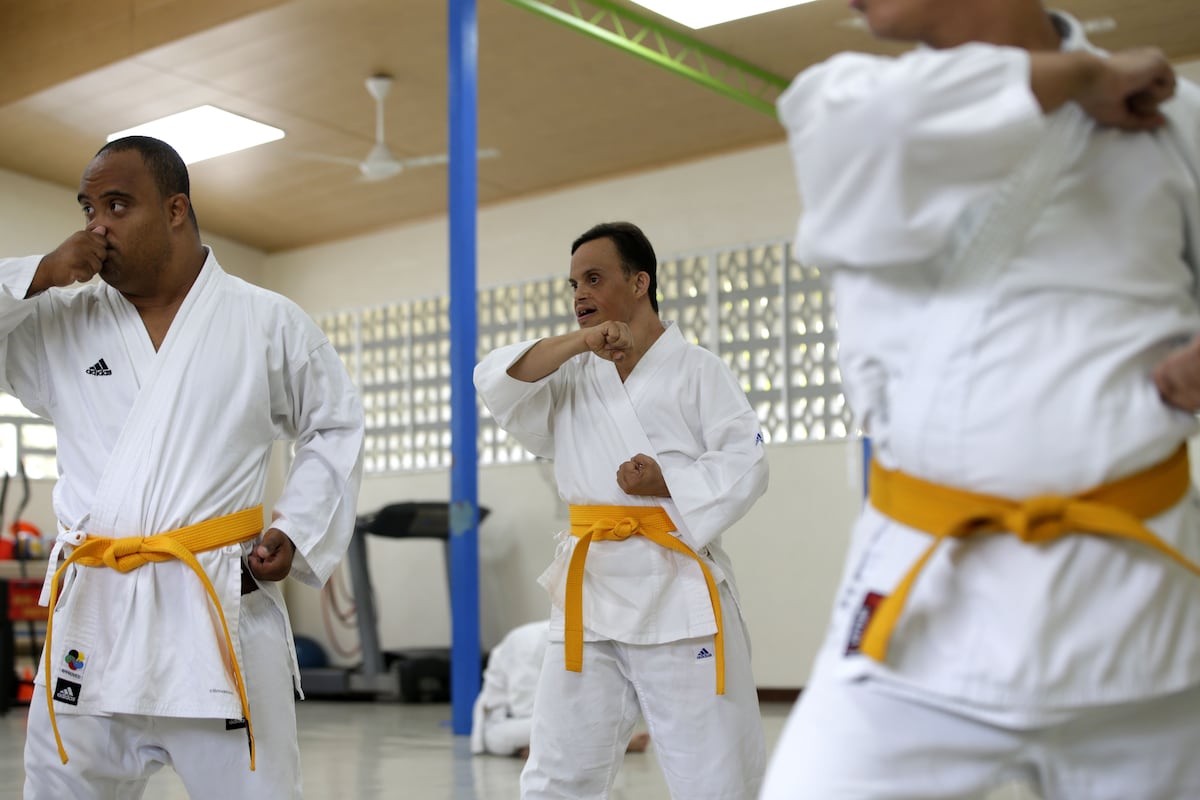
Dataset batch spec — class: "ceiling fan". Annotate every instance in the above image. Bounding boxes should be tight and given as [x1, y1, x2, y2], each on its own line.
[301, 73, 498, 182]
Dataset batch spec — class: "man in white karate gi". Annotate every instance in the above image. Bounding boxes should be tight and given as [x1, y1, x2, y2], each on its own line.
[762, 1, 1200, 798]
[6, 136, 364, 798]
[470, 619, 649, 759]
[475, 221, 769, 799]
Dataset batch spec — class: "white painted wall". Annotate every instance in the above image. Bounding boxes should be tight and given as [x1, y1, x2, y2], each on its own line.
[1178, 59, 1200, 84]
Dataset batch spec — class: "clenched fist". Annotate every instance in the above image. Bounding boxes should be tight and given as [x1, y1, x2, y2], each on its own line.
[27, 228, 107, 298]
[1078, 48, 1176, 131]
[248, 527, 297, 581]
[584, 320, 634, 363]
[616, 453, 670, 498]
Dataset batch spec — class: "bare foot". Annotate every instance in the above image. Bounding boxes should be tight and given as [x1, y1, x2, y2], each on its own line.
[625, 732, 650, 753]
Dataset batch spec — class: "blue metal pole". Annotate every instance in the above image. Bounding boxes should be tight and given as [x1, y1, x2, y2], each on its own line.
[448, 0, 481, 737]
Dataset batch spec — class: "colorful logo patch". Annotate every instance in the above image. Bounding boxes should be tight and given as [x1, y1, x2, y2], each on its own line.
[64, 649, 85, 671]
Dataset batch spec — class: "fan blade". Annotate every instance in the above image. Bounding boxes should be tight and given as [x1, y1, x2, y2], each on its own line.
[358, 161, 404, 182]
[397, 148, 500, 170]
[293, 151, 365, 168]
[396, 153, 449, 169]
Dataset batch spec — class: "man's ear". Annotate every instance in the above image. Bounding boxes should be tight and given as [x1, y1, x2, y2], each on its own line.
[634, 270, 650, 298]
[166, 194, 191, 228]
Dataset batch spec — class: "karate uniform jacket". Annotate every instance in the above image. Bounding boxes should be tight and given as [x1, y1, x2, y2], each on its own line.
[475, 322, 768, 647]
[0, 248, 364, 719]
[777, 11, 1200, 716]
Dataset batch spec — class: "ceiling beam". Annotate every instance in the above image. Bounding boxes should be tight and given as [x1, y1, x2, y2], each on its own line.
[0, 0, 288, 107]
[501, 0, 789, 117]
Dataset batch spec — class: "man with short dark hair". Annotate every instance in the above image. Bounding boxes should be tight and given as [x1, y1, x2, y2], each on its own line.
[763, 1, 1200, 797]
[8, 135, 364, 798]
[475, 221, 769, 799]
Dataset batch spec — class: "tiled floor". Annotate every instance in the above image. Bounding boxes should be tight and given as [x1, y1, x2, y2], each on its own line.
[0, 700, 1038, 799]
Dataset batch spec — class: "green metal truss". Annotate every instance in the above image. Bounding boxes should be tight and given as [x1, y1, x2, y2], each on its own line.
[502, 0, 790, 117]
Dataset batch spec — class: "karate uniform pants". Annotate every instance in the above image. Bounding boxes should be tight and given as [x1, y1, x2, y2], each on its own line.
[23, 589, 302, 800]
[759, 652, 1200, 800]
[521, 584, 765, 800]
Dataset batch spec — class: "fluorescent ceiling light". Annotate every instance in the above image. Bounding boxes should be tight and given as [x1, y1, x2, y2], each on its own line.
[631, 1, 819, 29]
[107, 105, 284, 165]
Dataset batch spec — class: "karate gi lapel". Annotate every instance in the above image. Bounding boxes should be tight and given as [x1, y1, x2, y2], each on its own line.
[88, 254, 223, 533]
[891, 104, 1090, 476]
[585, 324, 692, 531]
[585, 324, 683, 462]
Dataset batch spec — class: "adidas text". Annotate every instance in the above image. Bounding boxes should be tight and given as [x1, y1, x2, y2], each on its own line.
[85, 358, 112, 376]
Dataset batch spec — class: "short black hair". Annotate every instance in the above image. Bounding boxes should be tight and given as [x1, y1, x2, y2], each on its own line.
[571, 221, 659, 312]
[95, 135, 198, 228]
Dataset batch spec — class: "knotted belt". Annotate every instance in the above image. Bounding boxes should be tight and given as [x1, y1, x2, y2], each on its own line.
[44, 506, 265, 769]
[863, 445, 1198, 662]
[566, 505, 725, 694]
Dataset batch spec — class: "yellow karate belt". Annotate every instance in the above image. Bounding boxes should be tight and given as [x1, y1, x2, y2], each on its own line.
[44, 506, 265, 770]
[863, 445, 1198, 662]
[567, 505, 725, 694]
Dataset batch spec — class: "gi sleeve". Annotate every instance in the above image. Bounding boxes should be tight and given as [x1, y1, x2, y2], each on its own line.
[0, 257, 53, 417]
[473, 339, 566, 460]
[661, 353, 768, 551]
[270, 329, 366, 588]
[777, 44, 1045, 270]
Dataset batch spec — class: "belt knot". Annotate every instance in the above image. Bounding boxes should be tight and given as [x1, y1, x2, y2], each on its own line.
[1005, 495, 1071, 543]
[103, 536, 154, 571]
[588, 517, 641, 540]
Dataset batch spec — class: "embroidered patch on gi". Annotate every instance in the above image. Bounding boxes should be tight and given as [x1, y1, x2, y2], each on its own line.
[84, 358, 112, 376]
[53, 678, 81, 706]
[63, 649, 86, 673]
[57, 645, 90, 686]
[696, 646, 714, 660]
[844, 591, 885, 656]
[225, 718, 248, 731]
